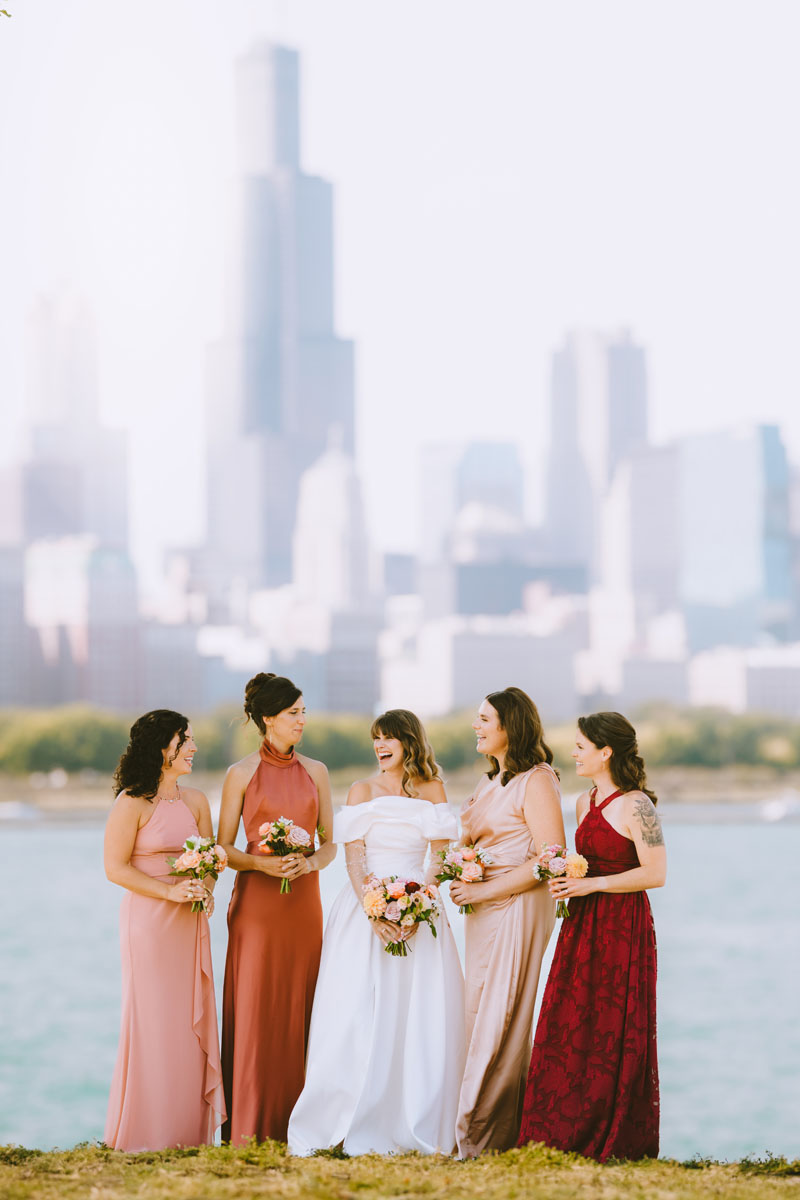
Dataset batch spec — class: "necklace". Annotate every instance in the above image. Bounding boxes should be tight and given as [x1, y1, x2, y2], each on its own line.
[157, 784, 181, 804]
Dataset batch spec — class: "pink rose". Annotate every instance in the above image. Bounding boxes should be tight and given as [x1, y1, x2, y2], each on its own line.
[446, 850, 464, 866]
[387, 880, 407, 899]
[461, 848, 476, 861]
[461, 861, 483, 882]
[288, 825, 311, 848]
[548, 856, 566, 874]
[384, 901, 402, 922]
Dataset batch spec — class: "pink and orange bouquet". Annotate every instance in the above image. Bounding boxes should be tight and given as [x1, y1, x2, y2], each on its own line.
[168, 836, 228, 913]
[435, 843, 494, 913]
[361, 874, 440, 956]
[258, 815, 313, 893]
[532, 843, 589, 917]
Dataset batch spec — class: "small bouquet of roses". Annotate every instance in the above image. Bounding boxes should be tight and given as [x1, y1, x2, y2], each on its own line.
[258, 815, 313, 893]
[532, 843, 589, 917]
[168, 837, 228, 913]
[435, 843, 494, 913]
[361, 874, 440, 956]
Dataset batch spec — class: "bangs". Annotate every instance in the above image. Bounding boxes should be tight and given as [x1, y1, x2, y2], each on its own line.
[370, 712, 406, 741]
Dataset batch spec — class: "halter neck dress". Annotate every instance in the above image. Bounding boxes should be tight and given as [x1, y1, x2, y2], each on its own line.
[517, 788, 660, 1160]
[104, 792, 225, 1150]
[221, 740, 322, 1144]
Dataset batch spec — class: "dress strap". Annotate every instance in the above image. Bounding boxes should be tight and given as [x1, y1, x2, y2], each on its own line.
[595, 788, 623, 811]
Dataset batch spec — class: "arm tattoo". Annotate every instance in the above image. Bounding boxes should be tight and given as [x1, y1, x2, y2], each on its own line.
[633, 794, 664, 847]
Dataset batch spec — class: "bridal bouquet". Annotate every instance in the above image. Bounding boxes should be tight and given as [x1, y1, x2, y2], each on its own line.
[532, 844, 589, 917]
[361, 874, 440, 956]
[435, 843, 493, 913]
[258, 815, 313, 893]
[168, 837, 228, 913]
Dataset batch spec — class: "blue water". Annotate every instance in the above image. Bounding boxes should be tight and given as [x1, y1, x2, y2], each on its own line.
[0, 816, 798, 1159]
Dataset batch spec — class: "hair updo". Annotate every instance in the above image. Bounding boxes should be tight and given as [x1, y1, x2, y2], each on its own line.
[578, 711, 658, 805]
[113, 709, 189, 801]
[485, 686, 557, 786]
[370, 708, 442, 798]
[244, 672, 303, 737]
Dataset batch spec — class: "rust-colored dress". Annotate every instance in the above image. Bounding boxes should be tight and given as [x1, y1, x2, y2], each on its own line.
[221, 741, 322, 1144]
[455, 764, 559, 1157]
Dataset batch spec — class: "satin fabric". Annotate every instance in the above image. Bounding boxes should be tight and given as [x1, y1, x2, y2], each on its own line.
[104, 795, 226, 1151]
[287, 796, 465, 1156]
[455, 765, 558, 1157]
[222, 741, 322, 1145]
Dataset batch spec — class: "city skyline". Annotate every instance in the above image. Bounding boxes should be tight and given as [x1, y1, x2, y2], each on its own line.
[2, 2, 800, 581]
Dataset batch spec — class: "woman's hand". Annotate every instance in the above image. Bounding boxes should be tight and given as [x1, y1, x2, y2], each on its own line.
[449, 880, 484, 908]
[167, 878, 206, 904]
[257, 853, 311, 881]
[549, 876, 603, 901]
[203, 889, 215, 917]
[370, 918, 404, 948]
[399, 922, 419, 943]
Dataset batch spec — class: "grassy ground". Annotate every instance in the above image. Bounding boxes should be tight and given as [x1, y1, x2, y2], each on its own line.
[1, 1143, 798, 1200]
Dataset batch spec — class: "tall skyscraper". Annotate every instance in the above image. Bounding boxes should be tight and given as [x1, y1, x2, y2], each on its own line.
[544, 329, 648, 578]
[206, 43, 355, 602]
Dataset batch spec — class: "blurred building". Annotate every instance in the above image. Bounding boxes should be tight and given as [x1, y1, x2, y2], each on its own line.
[205, 42, 355, 605]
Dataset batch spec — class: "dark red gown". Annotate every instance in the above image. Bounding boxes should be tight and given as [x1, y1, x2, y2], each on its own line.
[517, 789, 659, 1161]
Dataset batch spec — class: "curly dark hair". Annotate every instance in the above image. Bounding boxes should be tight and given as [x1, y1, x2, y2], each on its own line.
[370, 709, 442, 798]
[484, 686, 558, 787]
[113, 709, 189, 801]
[578, 711, 658, 805]
[243, 672, 302, 738]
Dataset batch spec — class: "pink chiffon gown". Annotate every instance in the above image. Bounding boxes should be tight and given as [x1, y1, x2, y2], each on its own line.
[104, 794, 226, 1151]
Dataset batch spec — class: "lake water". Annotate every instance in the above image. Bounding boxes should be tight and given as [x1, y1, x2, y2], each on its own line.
[0, 811, 798, 1160]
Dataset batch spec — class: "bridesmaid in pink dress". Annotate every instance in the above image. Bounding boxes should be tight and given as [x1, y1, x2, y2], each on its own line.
[104, 710, 226, 1151]
[449, 687, 565, 1157]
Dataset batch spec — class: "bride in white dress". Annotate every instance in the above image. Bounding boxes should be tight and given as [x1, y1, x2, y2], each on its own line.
[288, 709, 465, 1156]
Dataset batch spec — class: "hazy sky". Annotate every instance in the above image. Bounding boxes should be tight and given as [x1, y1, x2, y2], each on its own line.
[2, 1, 799, 579]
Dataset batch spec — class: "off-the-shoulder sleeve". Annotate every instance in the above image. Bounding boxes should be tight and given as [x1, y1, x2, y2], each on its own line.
[333, 800, 459, 844]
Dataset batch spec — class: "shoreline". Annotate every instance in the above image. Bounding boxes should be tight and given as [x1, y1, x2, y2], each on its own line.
[2, 765, 800, 825]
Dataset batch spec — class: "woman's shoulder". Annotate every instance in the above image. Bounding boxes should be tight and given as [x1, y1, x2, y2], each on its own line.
[345, 778, 376, 806]
[179, 784, 209, 813]
[295, 752, 329, 782]
[412, 777, 448, 805]
[226, 750, 260, 779]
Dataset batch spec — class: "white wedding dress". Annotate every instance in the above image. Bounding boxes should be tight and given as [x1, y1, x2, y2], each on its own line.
[287, 796, 466, 1156]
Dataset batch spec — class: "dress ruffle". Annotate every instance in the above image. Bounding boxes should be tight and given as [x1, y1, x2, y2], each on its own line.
[333, 796, 458, 844]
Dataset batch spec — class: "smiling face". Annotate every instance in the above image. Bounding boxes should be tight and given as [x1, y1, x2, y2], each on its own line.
[373, 731, 404, 773]
[472, 700, 509, 760]
[266, 697, 306, 751]
[164, 725, 196, 776]
[572, 729, 611, 779]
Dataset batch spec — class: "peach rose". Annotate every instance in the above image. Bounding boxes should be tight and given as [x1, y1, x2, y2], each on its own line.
[258, 822, 273, 838]
[460, 847, 476, 862]
[363, 890, 387, 918]
[461, 861, 483, 883]
[387, 880, 407, 900]
[565, 853, 589, 879]
[182, 850, 201, 870]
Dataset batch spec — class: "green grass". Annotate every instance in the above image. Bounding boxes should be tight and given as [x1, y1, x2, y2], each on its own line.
[1, 1142, 798, 1200]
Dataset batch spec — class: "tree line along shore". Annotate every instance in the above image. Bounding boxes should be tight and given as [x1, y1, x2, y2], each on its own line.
[1, 703, 800, 778]
[0, 1141, 798, 1200]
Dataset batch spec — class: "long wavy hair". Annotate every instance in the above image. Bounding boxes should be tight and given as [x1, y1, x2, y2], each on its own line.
[243, 672, 302, 739]
[578, 711, 658, 805]
[370, 709, 442, 798]
[113, 709, 189, 801]
[484, 686, 557, 786]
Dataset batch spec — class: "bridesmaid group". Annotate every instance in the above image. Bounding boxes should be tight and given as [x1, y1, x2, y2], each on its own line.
[103, 674, 666, 1162]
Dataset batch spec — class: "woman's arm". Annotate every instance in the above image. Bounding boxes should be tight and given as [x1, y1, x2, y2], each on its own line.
[552, 792, 667, 900]
[216, 763, 289, 881]
[450, 769, 566, 906]
[104, 794, 205, 905]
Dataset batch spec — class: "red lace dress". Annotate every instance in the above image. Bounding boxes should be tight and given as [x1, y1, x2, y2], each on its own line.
[517, 789, 659, 1161]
